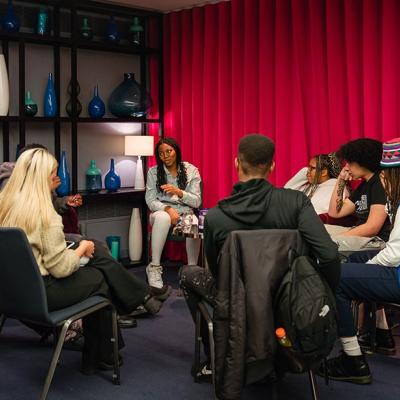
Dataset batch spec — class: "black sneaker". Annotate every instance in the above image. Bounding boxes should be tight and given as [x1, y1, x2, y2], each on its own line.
[143, 295, 163, 315]
[117, 315, 138, 329]
[358, 328, 396, 355]
[318, 352, 372, 385]
[191, 361, 212, 383]
[63, 331, 84, 352]
[149, 285, 172, 301]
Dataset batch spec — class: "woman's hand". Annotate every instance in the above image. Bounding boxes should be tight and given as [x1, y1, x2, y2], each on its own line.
[75, 240, 95, 258]
[339, 165, 352, 181]
[66, 194, 83, 207]
[161, 184, 183, 198]
[165, 207, 180, 225]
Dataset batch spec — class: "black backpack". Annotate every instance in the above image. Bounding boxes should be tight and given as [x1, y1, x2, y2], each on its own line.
[274, 254, 337, 373]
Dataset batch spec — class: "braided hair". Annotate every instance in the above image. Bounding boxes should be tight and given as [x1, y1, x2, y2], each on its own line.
[303, 153, 341, 198]
[155, 138, 188, 193]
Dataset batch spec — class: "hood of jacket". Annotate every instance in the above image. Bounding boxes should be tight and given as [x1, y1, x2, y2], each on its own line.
[218, 178, 273, 225]
[0, 162, 15, 189]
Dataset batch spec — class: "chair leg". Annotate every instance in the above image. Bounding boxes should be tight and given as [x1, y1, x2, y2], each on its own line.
[39, 320, 71, 400]
[308, 370, 318, 400]
[111, 306, 120, 385]
[0, 313, 6, 334]
[207, 321, 217, 400]
[193, 308, 202, 383]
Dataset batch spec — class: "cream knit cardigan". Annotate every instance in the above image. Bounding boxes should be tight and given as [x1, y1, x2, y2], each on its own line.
[27, 209, 80, 278]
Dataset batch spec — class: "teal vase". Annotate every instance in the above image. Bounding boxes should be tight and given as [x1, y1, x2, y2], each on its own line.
[24, 90, 38, 117]
[86, 160, 102, 192]
[105, 159, 121, 192]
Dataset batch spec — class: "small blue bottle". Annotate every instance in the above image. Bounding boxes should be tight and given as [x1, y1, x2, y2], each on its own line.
[88, 85, 105, 118]
[57, 151, 70, 197]
[105, 16, 120, 43]
[105, 159, 121, 192]
[37, 8, 48, 36]
[2, 0, 20, 33]
[44, 73, 57, 117]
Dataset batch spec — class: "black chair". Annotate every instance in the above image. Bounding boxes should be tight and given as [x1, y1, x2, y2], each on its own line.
[0, 228, 120, 400]
[192, 229, 320, 400]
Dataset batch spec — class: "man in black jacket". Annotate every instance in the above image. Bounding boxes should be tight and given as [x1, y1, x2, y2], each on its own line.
[204, 134, 340, 288]
[180, 134, 341, 383]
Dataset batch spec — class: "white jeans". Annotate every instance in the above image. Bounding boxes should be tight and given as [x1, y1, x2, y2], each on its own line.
[149, 211, 201, 265]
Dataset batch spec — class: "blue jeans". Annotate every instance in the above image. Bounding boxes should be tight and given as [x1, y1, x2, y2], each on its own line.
[336, 262, 400, 337]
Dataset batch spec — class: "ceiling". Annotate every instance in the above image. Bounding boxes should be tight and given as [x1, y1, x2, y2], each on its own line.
[103, 0, 229, 12]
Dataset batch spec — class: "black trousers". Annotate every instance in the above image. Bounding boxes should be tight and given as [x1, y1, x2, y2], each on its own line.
[43, 239, 150, 367]
[179, 265, 217, 361]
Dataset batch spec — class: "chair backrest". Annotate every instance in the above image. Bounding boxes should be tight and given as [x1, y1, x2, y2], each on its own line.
[0, 228, 51, 325]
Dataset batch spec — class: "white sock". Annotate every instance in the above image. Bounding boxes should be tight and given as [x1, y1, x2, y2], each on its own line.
[341, 336, 362, 356]
[376, 309, 389, 330]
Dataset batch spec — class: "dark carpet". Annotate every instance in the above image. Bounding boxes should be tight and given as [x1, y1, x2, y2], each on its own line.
[1, 265, 400, 400]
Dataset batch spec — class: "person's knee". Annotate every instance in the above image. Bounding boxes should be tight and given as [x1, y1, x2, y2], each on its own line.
[153, 210, 171, 223]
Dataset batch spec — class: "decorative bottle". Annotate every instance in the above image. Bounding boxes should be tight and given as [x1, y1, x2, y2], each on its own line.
[129, 17, 144, 46]
[37, 7, 48, 36]
[105, 16, 120, 43]
[104, 158, 121, 192]
[24, 90, 38, 117]
[80, 17, 93, 40]
[66, 80, 82, 117]
[44, 72, 57, 117]
[2, 0, 20, 33]
[88, 85, 105, 118]
[86, 160, 102, 192]
[56, 151, 70, 197]
[108, 73, 153, 118]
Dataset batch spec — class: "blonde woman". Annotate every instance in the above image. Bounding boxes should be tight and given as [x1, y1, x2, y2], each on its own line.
[0, 148, 165, 373]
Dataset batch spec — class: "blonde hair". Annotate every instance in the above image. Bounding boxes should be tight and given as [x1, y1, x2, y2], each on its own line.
[0, 148, 57, 234]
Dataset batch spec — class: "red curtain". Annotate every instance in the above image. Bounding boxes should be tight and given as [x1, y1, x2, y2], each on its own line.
[163, 0, 400, 208]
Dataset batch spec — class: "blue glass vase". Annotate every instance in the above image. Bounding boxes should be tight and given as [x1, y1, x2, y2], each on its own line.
[86, 160, 102, 192]
[44, 73, 57, 117]
[2, 0, 20, 33]
[108, 73, 153, 118]
[105, 159, 121, 192]
[56, 151, 70, 197]
[105, 16, 120, 43]
[88, 85, 105, 118]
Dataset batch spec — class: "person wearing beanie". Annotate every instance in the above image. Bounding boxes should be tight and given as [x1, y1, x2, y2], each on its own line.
[285, 152, 348, 215]
[321, 137, 400, 384]
[327, 138, 391, 241]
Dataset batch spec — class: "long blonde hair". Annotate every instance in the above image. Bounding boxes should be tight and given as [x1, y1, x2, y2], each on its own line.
[0, 148, 57, 234]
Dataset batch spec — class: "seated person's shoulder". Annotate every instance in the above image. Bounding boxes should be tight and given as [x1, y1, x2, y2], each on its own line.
[275, 186, 310, 205]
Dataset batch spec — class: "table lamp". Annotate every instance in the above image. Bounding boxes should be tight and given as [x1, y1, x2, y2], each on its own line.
[124, 135, 154, 189]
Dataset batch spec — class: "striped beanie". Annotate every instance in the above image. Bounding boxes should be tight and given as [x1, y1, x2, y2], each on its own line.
[381, 138, 400, 168]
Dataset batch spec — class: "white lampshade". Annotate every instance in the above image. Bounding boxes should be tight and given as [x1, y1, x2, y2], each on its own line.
[125, 135, 154, 156]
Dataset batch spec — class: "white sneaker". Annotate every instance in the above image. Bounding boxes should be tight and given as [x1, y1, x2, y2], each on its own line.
[146, 264, 163, 288]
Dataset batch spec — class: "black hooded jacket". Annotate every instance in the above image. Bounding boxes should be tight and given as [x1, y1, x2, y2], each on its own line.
[204, 178, 340, 289]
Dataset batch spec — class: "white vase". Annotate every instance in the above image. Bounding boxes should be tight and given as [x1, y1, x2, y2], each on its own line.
[128, 208, 142, 262]
[0, 55, 9, 116]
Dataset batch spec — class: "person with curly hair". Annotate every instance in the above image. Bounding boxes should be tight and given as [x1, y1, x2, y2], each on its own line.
[285, 152, 346, 214]
[327, 138, 390, 241]
[145, 137, 202, 288]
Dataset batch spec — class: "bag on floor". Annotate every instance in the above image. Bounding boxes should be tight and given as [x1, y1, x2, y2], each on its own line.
[274, 254, 337, 373]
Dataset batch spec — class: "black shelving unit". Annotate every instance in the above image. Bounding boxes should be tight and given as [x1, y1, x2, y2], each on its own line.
[0, 0, 164, 266]
[0, 0, 163, 190]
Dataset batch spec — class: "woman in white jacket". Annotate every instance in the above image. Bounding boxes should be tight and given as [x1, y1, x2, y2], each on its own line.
[284, 153, 344, 214]
[322, 138, 400, 385]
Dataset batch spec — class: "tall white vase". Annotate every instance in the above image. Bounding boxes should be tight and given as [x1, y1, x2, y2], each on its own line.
[0, 55, 10, 116]
[128, 208, 142, 262]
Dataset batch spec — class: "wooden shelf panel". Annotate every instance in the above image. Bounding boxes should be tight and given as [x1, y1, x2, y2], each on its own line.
[78, 187, 145, 201]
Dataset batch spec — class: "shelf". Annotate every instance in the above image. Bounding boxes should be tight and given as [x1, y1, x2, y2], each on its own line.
[79, 187, 145, 202]
[0, 32, 160, 55]
[0, 32, 70, 46]
[0, 116, 161, 124]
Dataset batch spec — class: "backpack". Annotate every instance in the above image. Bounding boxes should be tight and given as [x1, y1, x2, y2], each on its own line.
[274, 253, 337, 373]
